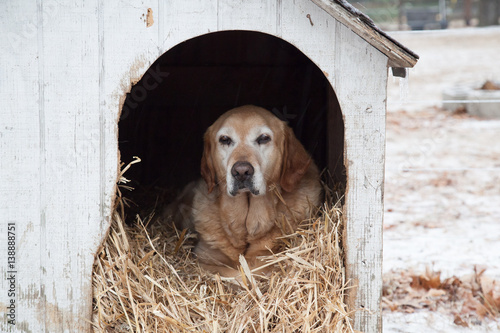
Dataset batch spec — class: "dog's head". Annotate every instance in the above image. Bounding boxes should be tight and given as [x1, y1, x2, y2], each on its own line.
[201, 105, 312, 197]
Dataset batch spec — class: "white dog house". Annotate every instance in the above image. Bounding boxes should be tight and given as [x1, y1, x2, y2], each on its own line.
[0, 1, 417, 332]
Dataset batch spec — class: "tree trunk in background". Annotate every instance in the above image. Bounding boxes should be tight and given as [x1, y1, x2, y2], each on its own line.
[464, 0, 472, 26]
[398, 0, 404, 30]
[478, 0, 500, 26]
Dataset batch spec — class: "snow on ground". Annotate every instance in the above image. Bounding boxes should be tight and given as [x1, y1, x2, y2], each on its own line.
[384, 110, 500, 279]
[384, 312, 499, 333]
[383, 27, 500, 332]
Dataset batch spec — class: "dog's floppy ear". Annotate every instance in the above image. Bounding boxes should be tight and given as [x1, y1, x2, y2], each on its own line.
[200, 130, 216, 193]
[280, 126, 311, 193]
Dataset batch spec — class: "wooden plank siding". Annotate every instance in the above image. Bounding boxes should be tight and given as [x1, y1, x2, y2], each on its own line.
[218, 0, 278, 31]
[1, 1, 42, 332]
[39, 1, 101, 330]
[334, 22, 388, 332]
[0, 0, 413, 331]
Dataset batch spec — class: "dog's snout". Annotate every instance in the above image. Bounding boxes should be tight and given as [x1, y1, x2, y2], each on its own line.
[231, 161, 254, 182]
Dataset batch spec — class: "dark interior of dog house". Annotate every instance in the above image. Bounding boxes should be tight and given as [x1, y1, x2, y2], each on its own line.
[118, 30, 345, 219]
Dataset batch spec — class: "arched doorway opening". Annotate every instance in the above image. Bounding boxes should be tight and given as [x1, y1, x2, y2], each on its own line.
[118, 30, 344, 218]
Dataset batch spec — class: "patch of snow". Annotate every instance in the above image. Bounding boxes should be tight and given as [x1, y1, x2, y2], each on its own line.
[384, 312, 500, 333]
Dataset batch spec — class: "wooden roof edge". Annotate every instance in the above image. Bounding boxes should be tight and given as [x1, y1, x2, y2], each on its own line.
[311, 0, 419, 68]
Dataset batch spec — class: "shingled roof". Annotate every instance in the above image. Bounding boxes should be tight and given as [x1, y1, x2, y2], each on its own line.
[312, 0, 419, 68]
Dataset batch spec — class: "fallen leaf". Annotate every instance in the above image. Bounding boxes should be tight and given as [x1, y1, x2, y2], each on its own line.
[454, 314, 469, 327]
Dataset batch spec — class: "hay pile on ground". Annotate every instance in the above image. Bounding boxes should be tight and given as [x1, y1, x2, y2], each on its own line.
[92, 166, 353, 332]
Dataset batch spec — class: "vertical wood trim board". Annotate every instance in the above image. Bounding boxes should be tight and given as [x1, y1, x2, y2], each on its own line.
[334, 21, 387, 333]
[0, 1, 42, 331]
[36, 0, 101, 330]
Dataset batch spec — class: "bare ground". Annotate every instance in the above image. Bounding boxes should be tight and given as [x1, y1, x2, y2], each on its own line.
[383, 27, 500, 332]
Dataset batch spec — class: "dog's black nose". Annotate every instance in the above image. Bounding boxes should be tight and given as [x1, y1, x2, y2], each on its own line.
[231, 161, 254, 182]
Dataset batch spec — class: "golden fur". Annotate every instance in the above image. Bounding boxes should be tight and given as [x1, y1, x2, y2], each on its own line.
[165, 105, 322, 276]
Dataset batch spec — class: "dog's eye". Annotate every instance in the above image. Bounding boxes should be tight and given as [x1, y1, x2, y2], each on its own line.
[256, 134, 271, 145]
[219, 135, 232, 146]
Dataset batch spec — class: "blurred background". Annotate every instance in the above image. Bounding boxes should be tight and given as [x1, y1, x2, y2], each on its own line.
[353, 0, 500, 31]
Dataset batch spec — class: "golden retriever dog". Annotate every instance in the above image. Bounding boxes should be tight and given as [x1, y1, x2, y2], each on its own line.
[165, 105, 322, 277]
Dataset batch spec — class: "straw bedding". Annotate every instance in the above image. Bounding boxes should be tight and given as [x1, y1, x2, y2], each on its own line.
[92, 162, 353, 332]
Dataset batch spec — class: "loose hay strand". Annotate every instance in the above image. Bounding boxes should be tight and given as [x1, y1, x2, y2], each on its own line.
[92, 170, 353, 332]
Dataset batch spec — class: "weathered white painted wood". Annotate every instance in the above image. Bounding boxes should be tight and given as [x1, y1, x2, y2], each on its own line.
[0, 1, 42, 332]
[333, 21, 388, 333]
[0, 1, 161, 331]
[217, 0, 277, 32]
[158, 0, 217, 53]
[281, 0, 337, 76]
[38, 1, 101, 331]
[100, 0, 160, 241]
